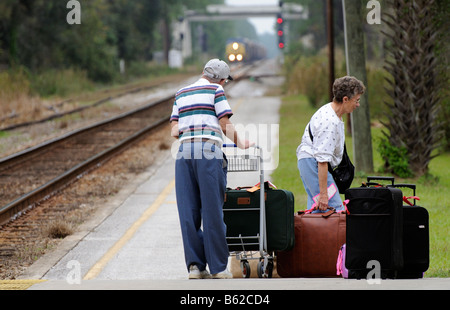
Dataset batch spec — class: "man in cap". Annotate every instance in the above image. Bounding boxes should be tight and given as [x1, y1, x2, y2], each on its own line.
[170, 59, 253, 279]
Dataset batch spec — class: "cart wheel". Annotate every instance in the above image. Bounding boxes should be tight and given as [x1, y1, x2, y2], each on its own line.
[240, 260, 251, 278]
[257, 261, 263, 278]
[257, 259, 274, 278]
[266, 259, 274, 278]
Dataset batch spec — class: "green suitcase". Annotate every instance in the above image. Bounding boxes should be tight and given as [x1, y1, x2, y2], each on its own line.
[223, 187, 295, 252]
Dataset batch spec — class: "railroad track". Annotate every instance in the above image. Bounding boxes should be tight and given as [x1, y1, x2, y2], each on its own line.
[0, 63, 257, 228]
[0, 63, 261, 133]
[0, 73, 192, 132]
[0, 96, 172, 227]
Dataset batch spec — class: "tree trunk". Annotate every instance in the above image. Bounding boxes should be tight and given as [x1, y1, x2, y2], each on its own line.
[342, 0, 374, 173]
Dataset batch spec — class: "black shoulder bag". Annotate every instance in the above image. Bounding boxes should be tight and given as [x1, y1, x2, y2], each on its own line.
[308, 124, 354, 193]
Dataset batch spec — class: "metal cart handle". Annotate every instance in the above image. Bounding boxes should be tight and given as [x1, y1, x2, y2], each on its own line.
[223, 144, 261, 149]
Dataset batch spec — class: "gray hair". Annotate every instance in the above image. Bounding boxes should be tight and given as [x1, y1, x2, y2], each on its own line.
[333, 76, 366, 103]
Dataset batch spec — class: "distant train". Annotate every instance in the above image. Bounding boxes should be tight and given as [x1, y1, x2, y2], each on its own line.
[225, 38, 267, 63]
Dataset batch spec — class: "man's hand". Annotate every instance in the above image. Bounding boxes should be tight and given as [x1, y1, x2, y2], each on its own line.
[170, 121, 179, 138]
[219, 116, 254, 149]
[236, 139, 255, 149]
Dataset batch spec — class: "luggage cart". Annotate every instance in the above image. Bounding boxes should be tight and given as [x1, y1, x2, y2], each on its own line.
[223, 144, 274, 278]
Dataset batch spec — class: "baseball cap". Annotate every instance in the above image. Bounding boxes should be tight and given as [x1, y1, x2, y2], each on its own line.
[203, 59, 233, 81]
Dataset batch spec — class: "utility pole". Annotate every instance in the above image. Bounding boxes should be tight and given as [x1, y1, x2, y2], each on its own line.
[342, 0, 373, 173]
[327, 0, 335, 102]
[161, 1, 170, 65]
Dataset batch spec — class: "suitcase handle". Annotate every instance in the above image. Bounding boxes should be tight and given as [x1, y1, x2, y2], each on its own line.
[363, 182, 388, 187]
[388, 183, 418, 206]
[301, 206, 341, 218]
[367, 176, 394, 185]
[389, 183, 416, 191]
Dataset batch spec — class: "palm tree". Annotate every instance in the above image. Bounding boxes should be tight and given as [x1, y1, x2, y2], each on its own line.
[381, 0, 443, 176]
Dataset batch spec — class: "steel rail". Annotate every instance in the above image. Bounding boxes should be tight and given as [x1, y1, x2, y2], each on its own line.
[0, 63, 255, 132]
[0, 78, 171, 132]
[0, 95, 173, 227]
[0, 95, 171, 172]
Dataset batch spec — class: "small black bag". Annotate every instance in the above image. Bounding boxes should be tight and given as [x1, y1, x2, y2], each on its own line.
[328, 144, 354, 193]
[308, 125, 354, 193]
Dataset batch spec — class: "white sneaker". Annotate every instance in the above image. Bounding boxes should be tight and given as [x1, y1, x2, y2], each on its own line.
[212, 269, 233, 279]
[189, 265, 212, 279]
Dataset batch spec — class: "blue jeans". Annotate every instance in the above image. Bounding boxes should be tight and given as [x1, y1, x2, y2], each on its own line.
[298, 158, 344, 213]
[175, 142, 229, 274]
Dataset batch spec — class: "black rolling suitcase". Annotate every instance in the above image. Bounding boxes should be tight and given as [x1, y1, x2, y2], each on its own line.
[344, 176, 403, 279]
[223, 185, 295, 252]
[389, 183, 429, 278]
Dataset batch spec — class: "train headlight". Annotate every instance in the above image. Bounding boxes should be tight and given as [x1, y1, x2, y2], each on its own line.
[228, 54, 236, 62]
[236, 54, 243, 62]
[232, 42, 239, 50]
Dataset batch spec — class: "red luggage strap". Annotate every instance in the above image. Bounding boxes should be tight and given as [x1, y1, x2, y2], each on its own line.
[245, 181, 277, 193]
[343, 199, 350, 214]
[403, 195, 420, 206]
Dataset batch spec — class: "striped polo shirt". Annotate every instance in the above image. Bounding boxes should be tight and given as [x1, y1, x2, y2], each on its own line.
[170, 78, 233, 144]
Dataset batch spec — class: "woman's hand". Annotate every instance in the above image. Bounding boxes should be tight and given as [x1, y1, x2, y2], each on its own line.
[317, 162, 329, 211]
[318, 192, 329, 211]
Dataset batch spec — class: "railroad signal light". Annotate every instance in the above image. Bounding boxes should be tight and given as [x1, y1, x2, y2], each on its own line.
[278, 33, 285, 49]
[276, 13, 285, 49]
[277, 13, 283, 25]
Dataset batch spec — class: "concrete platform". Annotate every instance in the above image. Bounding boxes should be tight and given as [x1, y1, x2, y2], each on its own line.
[27, 277, 450, 291]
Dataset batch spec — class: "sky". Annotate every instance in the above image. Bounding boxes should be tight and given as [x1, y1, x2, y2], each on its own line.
[224, 0, 279, 35]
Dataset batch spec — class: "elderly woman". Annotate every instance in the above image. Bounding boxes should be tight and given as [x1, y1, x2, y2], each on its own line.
[296, 76, 365, 213]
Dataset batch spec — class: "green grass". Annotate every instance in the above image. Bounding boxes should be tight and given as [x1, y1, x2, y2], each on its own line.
[0, 131, 10, 138]
[271, 94, 449, 278]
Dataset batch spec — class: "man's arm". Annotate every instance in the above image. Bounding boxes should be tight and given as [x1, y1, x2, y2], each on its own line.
[219, 116, 253, 149]
[170, 121, 179, 139]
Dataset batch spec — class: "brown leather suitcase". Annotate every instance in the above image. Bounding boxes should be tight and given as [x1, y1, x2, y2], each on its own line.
[276, 208, 346, 277]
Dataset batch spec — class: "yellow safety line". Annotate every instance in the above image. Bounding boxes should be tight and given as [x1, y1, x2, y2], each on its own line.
[0, 279, 46, 290]
[83, 179, 175, 280]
